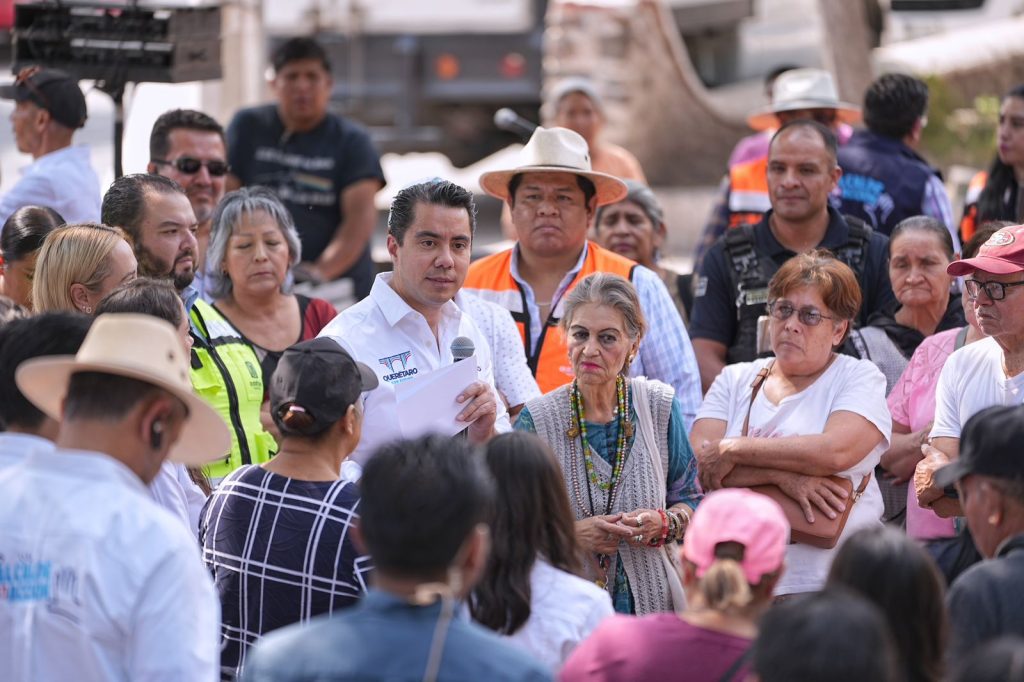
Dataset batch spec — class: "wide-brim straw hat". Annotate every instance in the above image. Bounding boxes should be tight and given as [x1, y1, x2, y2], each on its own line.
[479, 126, 628, 206]
[746, 68, 861, 132]
[16, 313, 231, 466]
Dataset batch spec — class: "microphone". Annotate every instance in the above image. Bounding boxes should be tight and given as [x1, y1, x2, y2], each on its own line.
[451, 336, 475, 363]
[493, 108, 537, 141]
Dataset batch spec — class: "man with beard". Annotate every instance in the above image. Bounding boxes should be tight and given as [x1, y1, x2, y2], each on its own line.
[148, 109, 228, 301]
[102, 174, 274, 479]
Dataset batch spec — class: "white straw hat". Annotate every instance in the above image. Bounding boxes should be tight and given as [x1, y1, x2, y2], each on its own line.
[479, 126, 628, 206]
[746, 68, 861, 131]
[16, 313, 231, 465]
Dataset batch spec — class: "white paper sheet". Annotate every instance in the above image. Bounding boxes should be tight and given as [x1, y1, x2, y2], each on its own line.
[394, 360, 478, 439]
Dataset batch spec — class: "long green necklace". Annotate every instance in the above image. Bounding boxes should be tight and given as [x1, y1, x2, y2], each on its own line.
[568, 376, 632, 510]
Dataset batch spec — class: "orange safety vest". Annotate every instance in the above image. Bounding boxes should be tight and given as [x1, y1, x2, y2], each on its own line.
[959, 170, 988, 242]
[727, 156, 771, 229]
[464, 241, 637, 394]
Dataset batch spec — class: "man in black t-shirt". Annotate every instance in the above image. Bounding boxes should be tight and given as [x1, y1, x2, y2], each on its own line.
[226, 38, 385, 300]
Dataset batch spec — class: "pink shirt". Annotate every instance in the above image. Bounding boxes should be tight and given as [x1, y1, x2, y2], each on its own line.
[888, 327, 960, 540]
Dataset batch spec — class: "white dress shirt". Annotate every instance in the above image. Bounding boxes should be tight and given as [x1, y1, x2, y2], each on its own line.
[0, 146, 101, 224]
[149, 461, 209, 537]
[0, 449, 219, 681]
[0, 432, 54, 470]
[319, 272, 511, 464]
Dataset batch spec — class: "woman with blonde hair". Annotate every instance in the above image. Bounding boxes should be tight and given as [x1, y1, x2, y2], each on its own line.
[561, 488, 788, 681]
[32, 223, 137, 313]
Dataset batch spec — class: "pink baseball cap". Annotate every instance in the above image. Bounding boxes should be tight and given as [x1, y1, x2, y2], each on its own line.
[682, 489, 790, 584]
[948, 224, 1024, 276]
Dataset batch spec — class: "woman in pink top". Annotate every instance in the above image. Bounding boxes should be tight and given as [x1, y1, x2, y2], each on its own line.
[885, 224, 1002, 540]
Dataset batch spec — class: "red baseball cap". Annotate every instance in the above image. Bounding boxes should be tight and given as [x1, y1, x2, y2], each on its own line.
[948, 224, 1024, 276]
[682, 489, 789, 585]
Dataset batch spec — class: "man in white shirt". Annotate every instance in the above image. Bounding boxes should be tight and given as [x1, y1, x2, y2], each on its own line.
[0, 313, 231, 681]
[319, 179, 509, 465]
[0, 312, 91, 468]
[917, 224, 1024, 517]
[0, 67, 101, 224]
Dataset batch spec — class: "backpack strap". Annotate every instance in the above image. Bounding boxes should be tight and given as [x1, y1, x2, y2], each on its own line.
[723, 225, 771, 318]
[836, 214, 872, 277]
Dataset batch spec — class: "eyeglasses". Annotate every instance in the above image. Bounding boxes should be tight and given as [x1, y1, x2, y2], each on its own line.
[152, 157, 230, 177]
[767, 301, 835, 326]
[964, 278, 1024, 301]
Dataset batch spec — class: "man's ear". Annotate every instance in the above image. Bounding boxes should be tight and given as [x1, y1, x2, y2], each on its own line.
[457, 524, 491, 597]
[386, 234, 400, 263]
[146, 162, 158, 175]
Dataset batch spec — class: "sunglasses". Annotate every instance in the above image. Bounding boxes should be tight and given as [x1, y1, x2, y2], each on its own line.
[152, 157, 230, 177]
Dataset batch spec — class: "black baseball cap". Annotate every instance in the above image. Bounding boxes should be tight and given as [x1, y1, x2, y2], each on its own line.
[0, 67, 87, 129]
[935, 404, 1024, 488]
[271, 337, 378, 437]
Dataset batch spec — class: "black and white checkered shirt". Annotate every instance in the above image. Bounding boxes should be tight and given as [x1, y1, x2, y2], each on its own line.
[199, 465, 370, 680]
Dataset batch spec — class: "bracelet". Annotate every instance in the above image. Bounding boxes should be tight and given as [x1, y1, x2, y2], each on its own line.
[670, 507, 691, 542]
[649, 508, 670, 547]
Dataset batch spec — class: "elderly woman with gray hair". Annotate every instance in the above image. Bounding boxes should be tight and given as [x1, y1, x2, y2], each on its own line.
[206, 188, 337, 423]
[515, 272, 701, 615]
[594, 180, 688, 324]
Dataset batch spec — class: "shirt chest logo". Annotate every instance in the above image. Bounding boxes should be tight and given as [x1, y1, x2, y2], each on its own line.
[379, 351, 419, 383]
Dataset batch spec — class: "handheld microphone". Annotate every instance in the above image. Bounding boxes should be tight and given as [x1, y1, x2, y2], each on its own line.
[493, 108, 537, 141]
[451, 336, 475, 363]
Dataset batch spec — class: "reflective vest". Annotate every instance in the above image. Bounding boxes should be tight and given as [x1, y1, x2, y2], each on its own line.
[727, 156, 771, 229]
[959, 171, 988, 242]
[190, 300, 277, 479]
[464, 241, 636, 394]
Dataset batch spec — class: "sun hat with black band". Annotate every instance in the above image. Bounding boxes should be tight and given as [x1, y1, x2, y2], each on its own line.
[479, 126, 628, 206]
[0, 66, 88, 130]
[15, 313, 231, 465]
[271, 337, 379, 437]
[935, 404, 1024, 489]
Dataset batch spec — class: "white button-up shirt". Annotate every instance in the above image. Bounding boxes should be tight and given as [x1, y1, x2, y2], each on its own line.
[0, 146, 101, 225]
[0, 432, 54, 470]
[0, 449, 219, 681]
[319, 272, 511, 465]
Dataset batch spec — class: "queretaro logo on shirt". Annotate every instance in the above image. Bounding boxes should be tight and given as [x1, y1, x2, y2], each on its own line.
[379, 351, 419, 383]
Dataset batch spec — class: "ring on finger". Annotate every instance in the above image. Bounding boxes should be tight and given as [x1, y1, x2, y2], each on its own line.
[636, 513, 648, 527]
[633, 534, 643, 543]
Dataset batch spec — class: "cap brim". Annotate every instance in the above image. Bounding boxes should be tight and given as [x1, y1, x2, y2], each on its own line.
[16, 357, 232, 466]
[947, 255, 1024, 277]
[354, 360, 379, 391]
[934, 459, 972, 489]
[480, 166, 628, 206]
[746, 102, 861, 132]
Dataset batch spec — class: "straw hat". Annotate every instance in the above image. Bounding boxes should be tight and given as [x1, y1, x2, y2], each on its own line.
[16, 313, 231, 466]
[746, 68, 861, 132]
[479, 126, 628, 206]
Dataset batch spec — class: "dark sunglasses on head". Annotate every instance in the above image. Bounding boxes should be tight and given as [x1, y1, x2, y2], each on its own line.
[152, 157, 230, 177]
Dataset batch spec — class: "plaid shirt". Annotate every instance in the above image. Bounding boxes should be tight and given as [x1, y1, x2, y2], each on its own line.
[200, 465, 370, 680]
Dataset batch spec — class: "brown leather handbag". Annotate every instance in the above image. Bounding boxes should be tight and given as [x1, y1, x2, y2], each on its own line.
[740, 362, 870, 550]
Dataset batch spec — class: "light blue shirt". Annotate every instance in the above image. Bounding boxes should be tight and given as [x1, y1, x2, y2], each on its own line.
[0, 146, 100, 225]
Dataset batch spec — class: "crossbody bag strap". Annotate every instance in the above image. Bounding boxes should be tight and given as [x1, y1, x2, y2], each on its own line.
[741, 361, 773, 437]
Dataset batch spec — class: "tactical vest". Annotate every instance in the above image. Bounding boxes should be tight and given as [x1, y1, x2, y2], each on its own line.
[836, 130, 935, 236]
[190, 300, 277, 479]
[724, 216, 873, 364]
[464, 242, 637, 394]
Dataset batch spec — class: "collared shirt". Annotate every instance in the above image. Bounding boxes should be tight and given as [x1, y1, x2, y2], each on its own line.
[0, 146, 101, 224]
[0, 432, 54, 470]
[149, 461, 208, 537]
[509, 243, 702, 427]
[318, 273, 511, 464]
[0, 449, 219, 681]
[182, 284, 202, 337]
[241, 589, 552, 682]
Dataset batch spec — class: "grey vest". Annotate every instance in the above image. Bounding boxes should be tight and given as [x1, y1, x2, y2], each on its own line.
[526, 378, 679, 614]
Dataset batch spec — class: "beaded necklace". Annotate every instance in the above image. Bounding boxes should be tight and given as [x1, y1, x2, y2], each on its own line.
[567, 376, 633, 518]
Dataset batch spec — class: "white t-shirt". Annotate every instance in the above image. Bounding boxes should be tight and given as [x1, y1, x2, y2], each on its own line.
[931, 336, 1024, 440]
[502, 559, 613, 671]
[696, 354, 892, 595]
[0, 146, 101, 224]
[318, 273, 511, 464]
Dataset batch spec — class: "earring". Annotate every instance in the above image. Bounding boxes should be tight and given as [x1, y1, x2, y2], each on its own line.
[83, 306, 92, 314]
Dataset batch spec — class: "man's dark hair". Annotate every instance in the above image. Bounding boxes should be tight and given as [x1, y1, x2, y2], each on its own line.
[0, 313, 92, 430]
[771, 118, 839, 165]
[101, 173, 184, 242]
[863, 73, 929, 140]
[63, 372, 166, 422]
[95, 278, 184, 329]
[387, 179, 477, 245]
[360, 434, 494, 579]
[272, 37, 331, 74]
[1, 206, 65, 264]
[149, 109, 225, 162]
[507, 173, 597, 207]
[754, 588, 901, 682]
